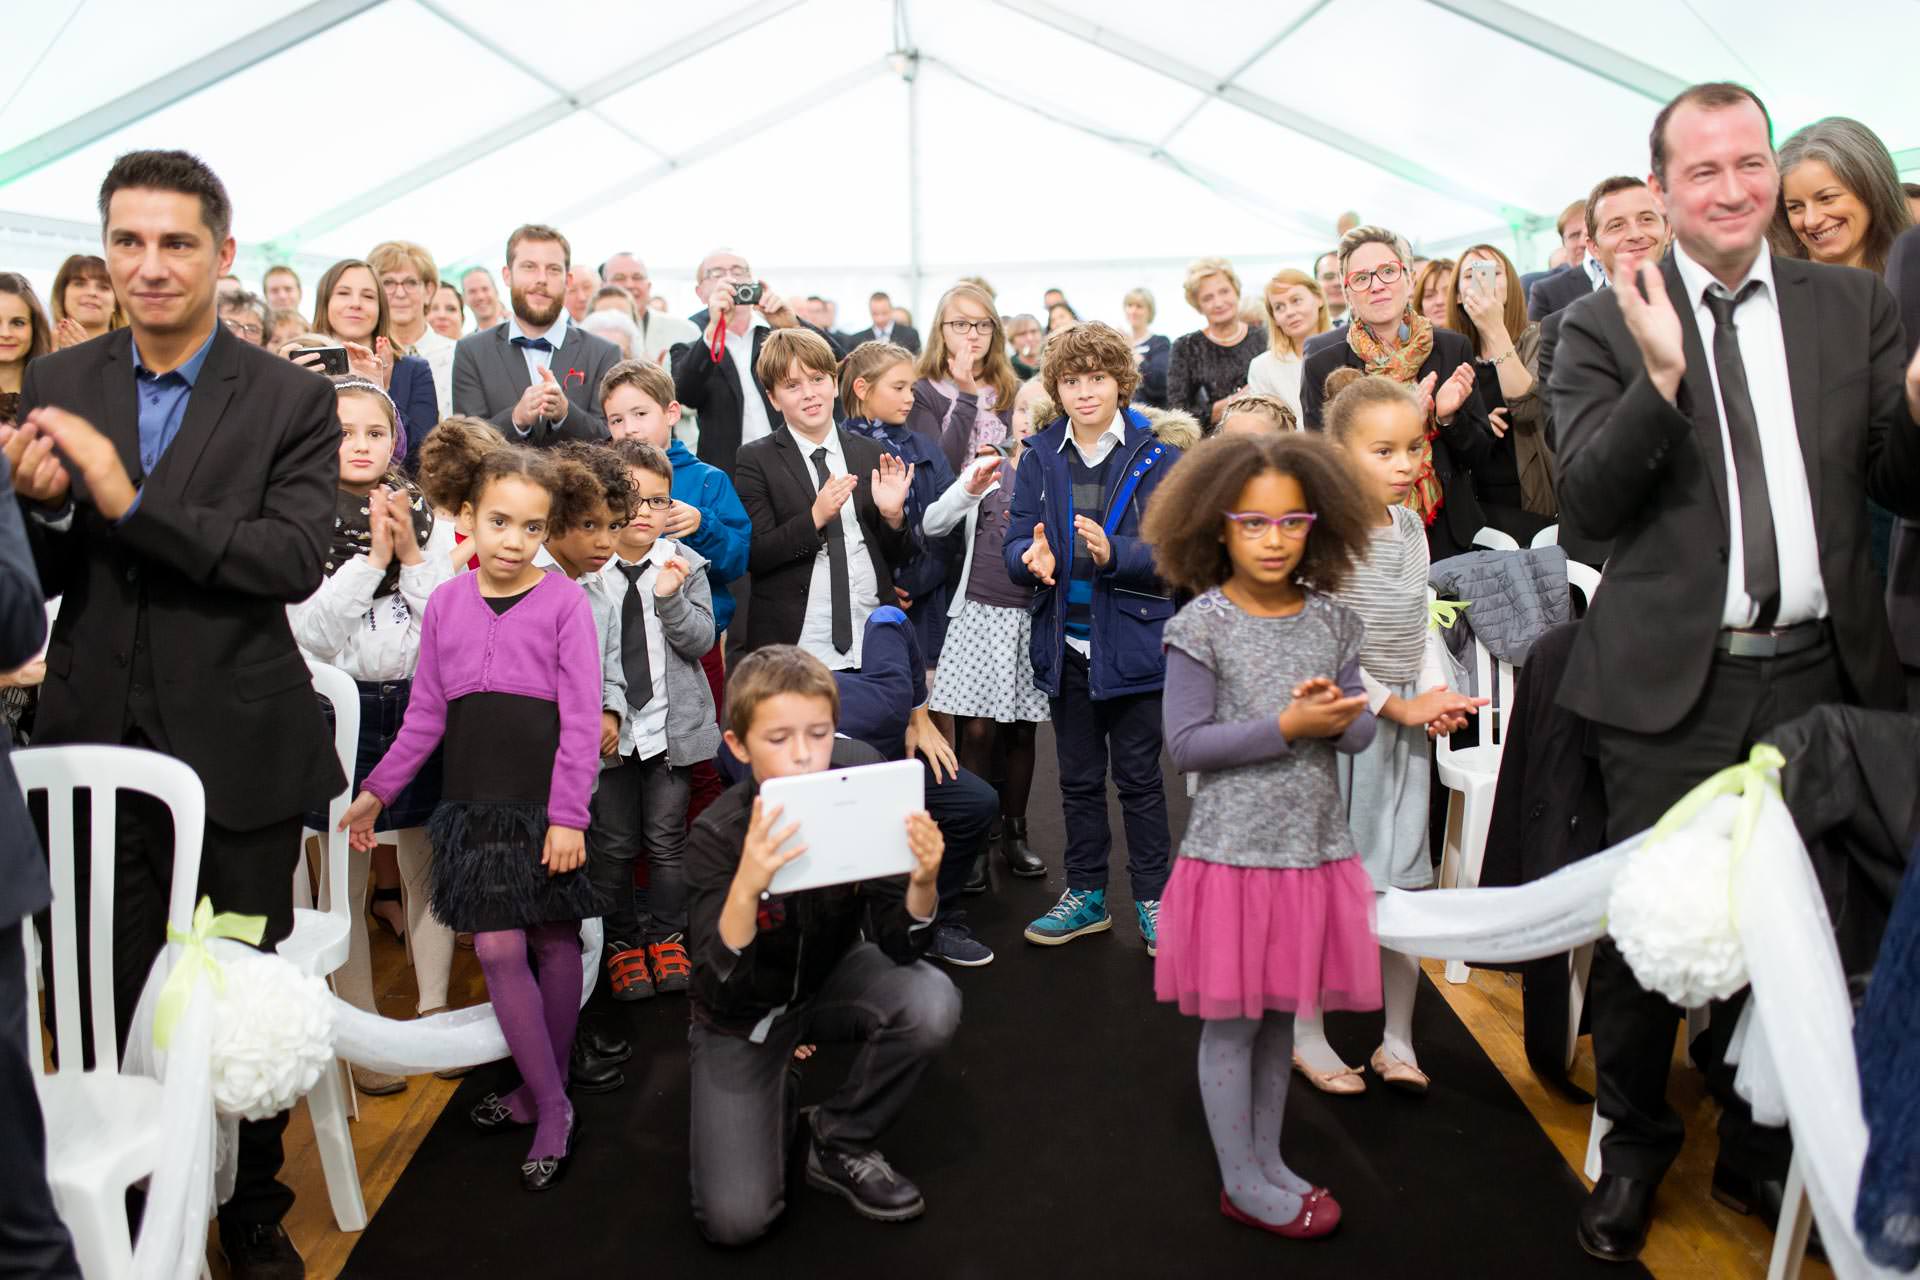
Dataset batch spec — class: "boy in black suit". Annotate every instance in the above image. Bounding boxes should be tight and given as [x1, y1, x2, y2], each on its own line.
[732, 328, 916, 668]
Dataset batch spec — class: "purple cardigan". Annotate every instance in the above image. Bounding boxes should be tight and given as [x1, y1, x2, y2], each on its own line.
[362, 571, 602, 830]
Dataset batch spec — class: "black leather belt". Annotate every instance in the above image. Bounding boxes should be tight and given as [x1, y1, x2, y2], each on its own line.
[1715, 619, 1827, 659]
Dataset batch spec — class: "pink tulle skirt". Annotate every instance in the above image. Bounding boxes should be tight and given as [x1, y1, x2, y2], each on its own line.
[1153, 854, 1383, 1020]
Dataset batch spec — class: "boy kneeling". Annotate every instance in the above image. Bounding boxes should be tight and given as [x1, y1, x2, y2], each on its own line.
[687, 645, 961, 1244]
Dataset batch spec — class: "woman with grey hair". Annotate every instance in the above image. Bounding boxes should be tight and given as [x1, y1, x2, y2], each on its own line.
[1122, 286, 1170, 407]
[1771, 116, 1913, 276]
[581, 306, 640, 359]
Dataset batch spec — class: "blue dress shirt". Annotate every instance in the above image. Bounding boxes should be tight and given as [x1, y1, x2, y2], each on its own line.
[125, 326, 218, 515]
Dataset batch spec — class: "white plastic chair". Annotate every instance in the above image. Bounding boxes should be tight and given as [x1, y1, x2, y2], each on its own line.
[1434, 627, 1517, 984]
[274, 659, 368, 1232]
[1530, 523, 1560, 549]
[1565, 559, 1601, 614]
[1471, 525, 1521, 551]
[21, 745, 205, 1280]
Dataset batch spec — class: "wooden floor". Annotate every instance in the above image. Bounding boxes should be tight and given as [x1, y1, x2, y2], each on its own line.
[261, 929, 1829, 1280]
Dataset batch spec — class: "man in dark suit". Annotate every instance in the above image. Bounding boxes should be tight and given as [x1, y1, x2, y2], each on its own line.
[451, 223, 620, 445]
[1529, 199, 1601, 322]
[0, 458, 76, 1278]
[1882, 224, 1920, 705]
[4, 150, 342, 1280]
[1538, 175, 1671, 566]
[1552, 84, 1920, 1263]
[730, 329, 914, 662]
[670, 248, 847, 477]
[843, 290, 922, 355]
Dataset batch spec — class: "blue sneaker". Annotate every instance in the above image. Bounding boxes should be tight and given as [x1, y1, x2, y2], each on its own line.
[1136, 899, 1161, 957]
[1024, 888, 1111, 945]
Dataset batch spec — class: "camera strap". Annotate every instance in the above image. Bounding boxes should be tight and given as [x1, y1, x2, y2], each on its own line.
[709, 317, 728, 364]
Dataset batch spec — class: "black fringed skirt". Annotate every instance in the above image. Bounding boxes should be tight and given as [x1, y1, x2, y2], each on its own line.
[426, 692, 607, 933]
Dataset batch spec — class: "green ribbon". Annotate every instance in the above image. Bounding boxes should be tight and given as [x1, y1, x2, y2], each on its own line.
[1428, 598, 1469, 632]
[153, 897, 266, 1051]
[1646, 743, 1786, 924]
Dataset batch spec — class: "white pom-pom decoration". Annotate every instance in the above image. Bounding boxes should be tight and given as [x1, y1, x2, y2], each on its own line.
[1607, 806, 1749, 1009]
[208, 952, 337, 1120]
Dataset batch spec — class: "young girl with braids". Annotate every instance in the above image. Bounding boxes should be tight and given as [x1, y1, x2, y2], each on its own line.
[344, 446, 604, 1192]
[1289, 369, 1484, 1097]
[1143, 431, 1382, 1240]
[288, 376, 454, 1096]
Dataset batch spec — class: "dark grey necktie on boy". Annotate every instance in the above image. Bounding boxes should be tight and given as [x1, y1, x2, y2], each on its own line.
[1702, 280, 1780, 627]
[809, 446, 853, 654]
[616, 561, 652, 710]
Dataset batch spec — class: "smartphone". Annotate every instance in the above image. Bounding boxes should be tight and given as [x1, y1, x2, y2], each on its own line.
[304, 345, 350, 376]
[1467, 260, 1496, 291]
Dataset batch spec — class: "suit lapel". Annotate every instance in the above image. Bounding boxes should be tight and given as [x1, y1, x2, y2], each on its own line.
[1661, 256, 1730, 532]
[145, 326, 236, 504]
[1771, 257, 1824, 527]
[99, 331, 141, 482]
[493, 325, 532, 396]
[772, 426, 815, 503]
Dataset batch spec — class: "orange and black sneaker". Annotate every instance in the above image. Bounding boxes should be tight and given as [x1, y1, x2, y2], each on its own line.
[607, 940, 655, 1001]
[649, 933, 692, 995]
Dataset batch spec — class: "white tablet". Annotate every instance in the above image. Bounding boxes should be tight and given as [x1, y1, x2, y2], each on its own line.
[760, 758, 925, 895]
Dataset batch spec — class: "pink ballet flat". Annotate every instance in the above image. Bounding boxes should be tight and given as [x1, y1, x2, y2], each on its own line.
[1369, 1044, 1430, 1095]
[1291, 1051, 1365, 1095]
[1220, 1187, 1343, 1239]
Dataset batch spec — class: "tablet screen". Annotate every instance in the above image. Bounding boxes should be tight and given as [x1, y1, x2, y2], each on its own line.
[760, 758, 924, 895]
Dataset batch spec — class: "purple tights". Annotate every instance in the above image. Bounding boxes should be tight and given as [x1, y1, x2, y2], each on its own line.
[473, 922, 582, 1161]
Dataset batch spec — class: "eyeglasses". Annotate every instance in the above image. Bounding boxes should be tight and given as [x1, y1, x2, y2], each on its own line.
[943, 318, 995, 336]
[631, 495, 674, 511]
[381, 276, 424, 294]
[222, 318, 263, 339]
[1344, 262, 1406, 292]
[1224, 510, 1317, 539]
[701, 265, 753, 282]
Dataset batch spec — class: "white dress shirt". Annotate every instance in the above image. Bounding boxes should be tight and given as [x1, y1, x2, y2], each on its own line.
[1670, 243, 1827, 629]
[726, 313, 775, 448]
[1583, 254, 1609, 290]
[1057, 411, 1129, 658]
[789, 425, 881, 670]
[506, 307, 569, 383]
[404, 326, 457, 417]
[605, 537, 677, 759]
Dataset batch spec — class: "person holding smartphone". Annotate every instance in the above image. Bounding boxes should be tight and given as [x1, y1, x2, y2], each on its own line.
[1446, 244, 1552, 541]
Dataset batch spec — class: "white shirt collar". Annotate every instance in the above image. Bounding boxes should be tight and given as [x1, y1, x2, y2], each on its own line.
[1583, 254, 1608, 289]
[612, 536, 673, 575]
[1671, 239, 1775, 312]
[1056, 410, 1127, 455]
[506, 306, 570, 348]
[788, 424, 841, 460]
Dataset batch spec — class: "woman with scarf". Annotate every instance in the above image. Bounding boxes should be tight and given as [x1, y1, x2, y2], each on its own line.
[1300, 226, 1494, 562]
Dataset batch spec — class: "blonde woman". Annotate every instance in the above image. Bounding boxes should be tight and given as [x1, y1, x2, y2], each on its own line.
[1166, 256, 1265, 430]
[1123, 286, 1171, 407]
[1245, 268, 1331, 423]
[910, 282, 1020, 474]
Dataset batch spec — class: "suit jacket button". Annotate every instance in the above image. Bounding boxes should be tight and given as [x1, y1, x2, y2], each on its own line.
[125, 566, 138, 582]
[114, 652, 128, 667]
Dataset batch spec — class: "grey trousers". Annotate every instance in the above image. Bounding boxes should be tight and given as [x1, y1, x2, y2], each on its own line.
[687, 943, 960, 1246]
[587, 750, 690, 946]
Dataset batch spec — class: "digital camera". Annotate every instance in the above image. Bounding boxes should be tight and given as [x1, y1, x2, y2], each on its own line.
[731, 281, 764, 307]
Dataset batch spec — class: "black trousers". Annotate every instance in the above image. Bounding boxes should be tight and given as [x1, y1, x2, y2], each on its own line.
[1589, 636, 1844, 1183]
[37, 724, 302, 1230]
[2, 919, 81, 1277]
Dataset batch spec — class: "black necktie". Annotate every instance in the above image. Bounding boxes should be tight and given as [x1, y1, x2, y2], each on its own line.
[1702, 281, 1780, 628]
[810, 446, 853, 654]
[616, 561, 652, 711]
[511, 335, 553, 351]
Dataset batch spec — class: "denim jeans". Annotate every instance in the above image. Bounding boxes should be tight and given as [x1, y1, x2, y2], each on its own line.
[1049, 647, 1171, 900]
[586, 750, 690, 947]
[687, 943, 960, 1245]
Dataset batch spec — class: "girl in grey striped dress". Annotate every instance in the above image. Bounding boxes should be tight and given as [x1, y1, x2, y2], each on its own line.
[1293, 368, 1484, 1097]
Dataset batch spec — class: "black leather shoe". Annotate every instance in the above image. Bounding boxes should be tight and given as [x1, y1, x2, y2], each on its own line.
[520, 1114, 580, 1192]
[568, 1041, 624, 1093]
[580, 1024, 631, 1064]
[1001, 817, 1046, 878]
[1712, 1161, 1825, 1260]
[219, 1222, 305, 1280]
[470, 1091, 531, 1135]
[962, 852, 989, 894]
[805, 1133, 925, 1221]
[1576, 1173, 1657, 1262]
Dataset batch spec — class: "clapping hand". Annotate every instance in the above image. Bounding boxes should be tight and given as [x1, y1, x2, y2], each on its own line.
[54, 317, 90, 350]
[653, 555, 691, 597]
[1433, 362, 1476, 424]
[870, 453, 914, 527]
[962, 454, 1002, 496]
[0, 419, 73, 508]
[537, 366, 569, 422]
[1487, 406, 1510, 439]
[1392, 685, 1488, 735]
[811, 471, 858, 529]
[1022, 522, 1056, 585]
[1278, 676, 1368, 742]
[385, 488, 423, 565]
[366, 500, 394, 570]
[1617, 260, 1685, 402]
[1072, 514, 1111, 567]
[21, 407, 133, 518]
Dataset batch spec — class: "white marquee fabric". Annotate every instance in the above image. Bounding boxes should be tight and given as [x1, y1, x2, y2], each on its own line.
[4, 0, 1919, 339]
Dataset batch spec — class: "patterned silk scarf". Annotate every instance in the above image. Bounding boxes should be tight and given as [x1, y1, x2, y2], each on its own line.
[1347, 308, 1445, 525]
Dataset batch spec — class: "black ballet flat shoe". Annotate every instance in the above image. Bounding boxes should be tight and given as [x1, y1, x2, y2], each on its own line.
[1001, 817, 1046, 878]
[1712, 1160, 1825, 1261]
[1576, 1173, 1657, 1263]
[520, 1115, 580, 1193]
[469, 1091, 532, 1135]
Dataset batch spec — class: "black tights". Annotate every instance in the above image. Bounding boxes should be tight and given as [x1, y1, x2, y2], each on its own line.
[955, 716, 1037, 820]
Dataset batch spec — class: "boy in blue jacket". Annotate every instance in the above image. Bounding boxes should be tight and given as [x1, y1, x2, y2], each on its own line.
[604, 360, 751, 822]
[1003, 322, 1180, 952]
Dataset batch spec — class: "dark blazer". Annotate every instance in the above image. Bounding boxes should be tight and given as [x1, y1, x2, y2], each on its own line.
[1552, 252, 1920, 734]
[731, 426, 914, 654]
[0, 455, 48, 925]
[671, 316, 846, 476]
[388, 353, 439, 459]
[450, 319, 619, 445]
[18, 325, 343, 830]
[1536, 305, 1612, 567]
[1883, 225, 1920, 672]
[845, 324, 921, 355]
[1300, 325, 1496, 554]
[1528, 264, 1595, 323]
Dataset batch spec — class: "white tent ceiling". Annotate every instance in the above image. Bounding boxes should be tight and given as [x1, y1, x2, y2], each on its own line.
[4, 0, 1919, 331]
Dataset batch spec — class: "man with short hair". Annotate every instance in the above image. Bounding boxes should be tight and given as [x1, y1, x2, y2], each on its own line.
[261, 264, 300, 313]
[370, 239, 454, 415]
[1313, 250, 1348, 326]
[219, 289, 269, 346]
[670, 248, 845, 476]
[1554, 82, 1920, 1263]
[461, 263, 504, 331]
[565, 264, 599, 324]
[1529, 198, 1607, 321]
[451, 224, 620, 444]
[600, 251, 699, 365]
[4, 147, 343, 1280]
[844, 290, 920, 354]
